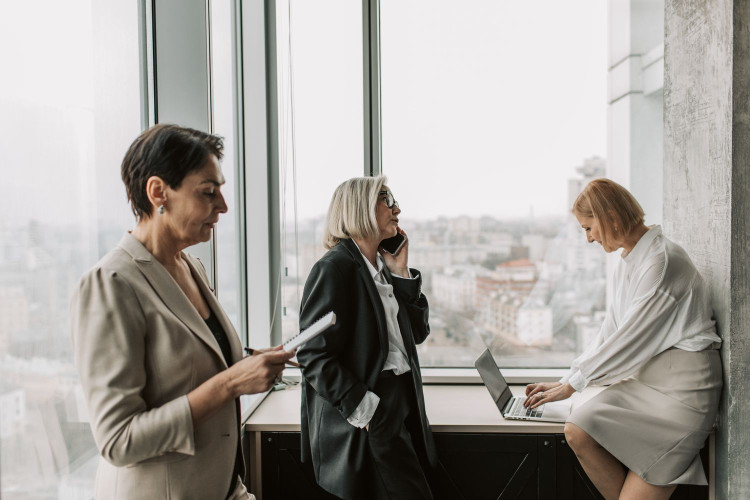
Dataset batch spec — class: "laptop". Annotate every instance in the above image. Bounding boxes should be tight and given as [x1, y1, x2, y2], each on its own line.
[474, 349, 571, 423]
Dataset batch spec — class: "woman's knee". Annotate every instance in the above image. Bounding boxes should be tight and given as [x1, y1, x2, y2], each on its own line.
[564, 422, 594, 453]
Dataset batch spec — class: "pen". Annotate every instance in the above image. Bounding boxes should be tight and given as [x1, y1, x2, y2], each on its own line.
[244, 347, 303, 368]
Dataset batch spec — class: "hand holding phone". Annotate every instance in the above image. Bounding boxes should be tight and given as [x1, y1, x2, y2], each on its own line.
[380, 228, 410, 278]
[380, 232, 406, 255]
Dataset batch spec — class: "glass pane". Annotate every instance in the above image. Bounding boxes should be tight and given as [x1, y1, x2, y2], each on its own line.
[211, 0, 243, 340]
[274, 0, 364, 342]
[0, 1, 141, 497]
[381, 0, 609, 367]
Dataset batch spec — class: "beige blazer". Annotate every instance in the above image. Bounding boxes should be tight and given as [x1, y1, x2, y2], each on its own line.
[71, 233, 252, 500]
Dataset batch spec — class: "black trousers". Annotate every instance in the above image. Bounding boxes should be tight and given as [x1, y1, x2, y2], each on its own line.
[366, 371, 436, 500]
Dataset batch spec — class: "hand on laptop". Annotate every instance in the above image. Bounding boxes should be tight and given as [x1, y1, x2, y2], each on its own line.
[524, 381, 574, 409]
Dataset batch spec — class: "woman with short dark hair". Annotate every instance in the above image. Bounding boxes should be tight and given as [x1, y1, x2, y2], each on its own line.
[71, 124, 294, 499]
[525, 178, 722, 500]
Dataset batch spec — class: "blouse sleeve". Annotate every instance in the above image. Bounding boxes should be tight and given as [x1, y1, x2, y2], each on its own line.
[563, 258, 682, 391]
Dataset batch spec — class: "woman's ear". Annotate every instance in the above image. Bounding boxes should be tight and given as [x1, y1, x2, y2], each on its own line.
[145, 176, 168, 213]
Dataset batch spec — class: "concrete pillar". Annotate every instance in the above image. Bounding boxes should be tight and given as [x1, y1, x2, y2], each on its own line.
[608, 0, 664, 225]
[664, 1, 750, 497]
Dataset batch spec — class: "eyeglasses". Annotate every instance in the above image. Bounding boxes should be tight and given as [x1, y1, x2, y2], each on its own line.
[378, 190, 399, 209]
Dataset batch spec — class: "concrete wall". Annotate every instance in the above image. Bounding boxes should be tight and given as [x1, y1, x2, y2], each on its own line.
[664, 0, 750, 497]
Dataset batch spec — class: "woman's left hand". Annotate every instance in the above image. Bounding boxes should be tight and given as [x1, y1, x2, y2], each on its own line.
[380, 227, 410, 278]
[527, 382, 575, 409]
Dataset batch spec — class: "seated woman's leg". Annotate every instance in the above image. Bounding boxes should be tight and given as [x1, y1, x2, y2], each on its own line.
[564, 422, 627, 500]
[619, 470, 677, 500]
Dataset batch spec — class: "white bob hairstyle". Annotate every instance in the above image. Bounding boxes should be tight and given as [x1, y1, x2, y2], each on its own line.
[323, 175, 387, 249]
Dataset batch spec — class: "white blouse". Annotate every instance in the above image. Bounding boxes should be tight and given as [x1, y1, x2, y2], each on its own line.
[561, 225, 721, 391]
[346, 242, 415, 428]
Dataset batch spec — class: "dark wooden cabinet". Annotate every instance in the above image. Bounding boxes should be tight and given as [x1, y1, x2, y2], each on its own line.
[258, 432, 707, 500]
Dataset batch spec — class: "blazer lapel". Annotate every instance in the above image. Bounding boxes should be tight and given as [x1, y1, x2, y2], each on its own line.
[118, 234, 226, 365]
[184, 255, 243, 365]
[339, 240, 390, 361]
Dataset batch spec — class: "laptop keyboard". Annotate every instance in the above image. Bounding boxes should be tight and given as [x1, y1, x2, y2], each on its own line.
[507, 397, 543, 418]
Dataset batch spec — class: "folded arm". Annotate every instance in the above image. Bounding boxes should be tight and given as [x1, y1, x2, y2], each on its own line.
[392, 268, 430, 345]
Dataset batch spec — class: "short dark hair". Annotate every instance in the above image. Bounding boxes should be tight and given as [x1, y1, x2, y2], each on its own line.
[121, 124, 224, 219]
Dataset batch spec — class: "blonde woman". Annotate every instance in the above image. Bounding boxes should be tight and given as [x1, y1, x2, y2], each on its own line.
[297, 176, 455, 500]
[525, 178, 722, 500]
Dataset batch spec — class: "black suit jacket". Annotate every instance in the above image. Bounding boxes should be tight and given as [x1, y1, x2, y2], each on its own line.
[297, 238, 438, 500]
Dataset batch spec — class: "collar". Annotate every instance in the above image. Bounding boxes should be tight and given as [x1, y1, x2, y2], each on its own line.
[623, 225, 661, 265]
[351, 239, 384, 278]
[118, 231, 156, 263]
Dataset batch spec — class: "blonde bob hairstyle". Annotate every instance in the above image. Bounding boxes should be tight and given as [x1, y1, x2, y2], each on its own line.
[323, 175, 388, 249]
[572, 178, 645, 248]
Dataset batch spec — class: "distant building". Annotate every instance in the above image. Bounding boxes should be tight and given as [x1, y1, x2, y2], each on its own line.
[0, 385, 25, 437]
[478, 292, 522, 339]
[521, 234, 546, 262]
[494, 258, 536, 282]
[431, 266, 479, 312]
[566, 157, 607, 273]
[0, 286, 28, 354]
[478, 293, 553, 346]
[510, 245, 529, 260]
[517, 302, 553, 346]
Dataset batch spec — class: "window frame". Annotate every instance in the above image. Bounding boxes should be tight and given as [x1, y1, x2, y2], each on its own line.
[234, 0, 605, 380]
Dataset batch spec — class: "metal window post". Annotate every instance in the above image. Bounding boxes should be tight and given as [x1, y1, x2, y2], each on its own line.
[363, 0, 382, 176]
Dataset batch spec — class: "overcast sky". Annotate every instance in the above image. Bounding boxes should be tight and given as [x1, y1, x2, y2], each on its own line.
[1, 0, 607, 229]
[282, 0, 608, 222]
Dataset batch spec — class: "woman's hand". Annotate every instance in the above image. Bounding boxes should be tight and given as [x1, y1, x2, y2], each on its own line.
[187, 349, 295, 425]
[525, 381, 561, 400]
[226, 349, 296, 397]
[380, 227, 410, 278]
[524, 381, 574, 409]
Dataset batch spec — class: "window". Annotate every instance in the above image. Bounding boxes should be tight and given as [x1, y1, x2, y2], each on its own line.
[273, 0, 365, 343]
[0, 1, 141, 497]
[380, 0, 610, 367]
[211, 0, 244, 340]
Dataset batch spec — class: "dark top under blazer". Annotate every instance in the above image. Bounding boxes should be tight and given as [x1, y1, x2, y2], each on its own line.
[297, 238, 438, 500]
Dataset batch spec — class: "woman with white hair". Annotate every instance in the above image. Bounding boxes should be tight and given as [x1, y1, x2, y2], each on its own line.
[525, 178, 722, 500]
[296, 176, 452, 500]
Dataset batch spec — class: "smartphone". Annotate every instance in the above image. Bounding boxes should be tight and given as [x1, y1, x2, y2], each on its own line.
[381, 233, 407, 255]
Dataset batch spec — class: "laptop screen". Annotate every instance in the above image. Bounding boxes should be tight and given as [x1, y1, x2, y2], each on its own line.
[474, 349, 514, 412]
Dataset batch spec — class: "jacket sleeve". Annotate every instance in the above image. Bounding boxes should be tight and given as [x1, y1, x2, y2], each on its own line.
[296, 259, 370, 420]
[70, 268, 195, 467]
[392, 268, 430, 345]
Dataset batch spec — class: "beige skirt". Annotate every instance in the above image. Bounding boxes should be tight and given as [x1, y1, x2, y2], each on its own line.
[567, 348, 722, 486]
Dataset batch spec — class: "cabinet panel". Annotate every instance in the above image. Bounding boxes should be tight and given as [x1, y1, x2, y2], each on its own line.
[258, 432, 708, 500]
[433, 433, 541, 499]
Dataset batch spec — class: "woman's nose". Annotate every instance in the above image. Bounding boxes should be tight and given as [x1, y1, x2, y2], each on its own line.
[393, 205, 401, 215]
[217, 192, 228, 213]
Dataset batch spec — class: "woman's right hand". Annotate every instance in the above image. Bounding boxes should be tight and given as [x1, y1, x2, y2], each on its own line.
[226, 349, 296, 396]
[524, 381, 562, 407]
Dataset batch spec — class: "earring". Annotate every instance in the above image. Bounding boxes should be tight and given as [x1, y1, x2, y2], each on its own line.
[158, 205, 165, 215]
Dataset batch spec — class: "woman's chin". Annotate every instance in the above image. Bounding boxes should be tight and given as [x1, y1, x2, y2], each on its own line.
[193, 226, 214, 243]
